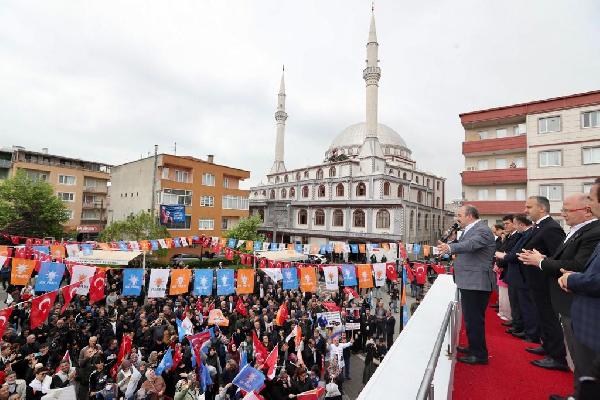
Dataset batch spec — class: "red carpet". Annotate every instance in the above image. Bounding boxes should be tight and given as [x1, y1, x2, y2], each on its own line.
[453, 296, 573, 400]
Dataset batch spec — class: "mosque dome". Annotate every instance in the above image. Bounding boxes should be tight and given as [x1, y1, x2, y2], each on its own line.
[325, 122, 412, 159]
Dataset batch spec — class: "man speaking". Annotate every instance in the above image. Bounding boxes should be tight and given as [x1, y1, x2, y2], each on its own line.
[437, 205, 496, 365]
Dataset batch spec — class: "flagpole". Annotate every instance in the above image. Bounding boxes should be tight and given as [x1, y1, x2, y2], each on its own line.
[397, 241, 404, 332]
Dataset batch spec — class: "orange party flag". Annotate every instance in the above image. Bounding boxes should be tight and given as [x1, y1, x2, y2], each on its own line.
[98, 242, 111, 250]
[138, 240, 151, 251]
[401, 284, 407, 306]
[423, 245, 431, 257]
[358, 244, 366, 254]
[164, 238, 174, 248]
[219, 237, 227, 247]
[357, 264, 374, 289]
[170, 269, 192, 295]
[310, 244, 319, 254]
[245, 241, 254, 251]
[381, 243, 390, 251]
[236, 269, 255, 294]
[0, 246, 9, 257]
[334, 243, 343, 254]
[299, 267, 317, 293]
[49, 245, 65, 259]
[11, 258, 35, 285]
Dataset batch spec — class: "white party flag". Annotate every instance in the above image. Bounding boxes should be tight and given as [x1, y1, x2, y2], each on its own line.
[323, 266, 339, 291]
[263, 268, 283, 283]
[148, 269, 170, 298]
[372, 263, 387, 287]
[70, 265, 96, 295]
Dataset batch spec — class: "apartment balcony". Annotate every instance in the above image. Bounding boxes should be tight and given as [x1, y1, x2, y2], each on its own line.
[462, 135, 526, 156]
[461, 168, 527, 185]
[83, 186, 108, 194]
[463, 200, 525, 215]
[82, 202, 104, 209]
[80, 216, 107, 224]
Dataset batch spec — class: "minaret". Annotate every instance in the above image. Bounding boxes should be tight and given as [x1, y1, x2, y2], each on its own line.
[358, 8, 385, 171]
[270, 68, 287, 174]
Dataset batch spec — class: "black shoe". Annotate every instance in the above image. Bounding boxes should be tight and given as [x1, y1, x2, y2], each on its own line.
[530, 357, 570, 372]
[505, 327, 517, 334]
[525, 346, 546, 356]
[457, 355, 488, 365]
[511, 331, 526, 338]
[501, 321, 513, 327]
[456, 346, 470, 354]
[524, 336, 541, 344]
[548, 395, 573, 400]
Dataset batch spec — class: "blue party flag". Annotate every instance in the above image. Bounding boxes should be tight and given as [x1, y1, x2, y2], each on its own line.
[200, 362, 212, 391]
[228, 238, 237, 248]
[150, 240, 159, 251]
[319, 245, 326, 255]
[80, 244, 93, 256]
[232, 365, 265, 393]
[350, 244, 359, 254]
[193, 269, 213, 296]
[118, 241, 129, 251]
[35, 262, 65, 292]
[270, 242, 278, 251]
[239, 348, 247, 370]
[253, 241, 262, 251]
[122, 269, 144, 296]
[342, 264, 358, 286]
[155, 349, 173, 376]
[173, 238, 181, 248]
[295, 243, 303, 253]
[216, 269, 234, 295]
[33, 246, 49, 255]
[413, 244, 421, 255]
[282, 267, 299, 290]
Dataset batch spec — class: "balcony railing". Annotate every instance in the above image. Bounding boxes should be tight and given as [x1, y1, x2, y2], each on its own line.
[461, 168, 527, 185]
[82, 202, 104, 209]
[462, 135, 526, 155]
[83, 186, 108, 193]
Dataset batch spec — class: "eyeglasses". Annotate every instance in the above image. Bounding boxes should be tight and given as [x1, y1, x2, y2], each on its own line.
[560, 207, 588, 214]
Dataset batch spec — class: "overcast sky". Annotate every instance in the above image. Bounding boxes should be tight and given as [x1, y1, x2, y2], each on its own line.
[1, 0, 599, 200]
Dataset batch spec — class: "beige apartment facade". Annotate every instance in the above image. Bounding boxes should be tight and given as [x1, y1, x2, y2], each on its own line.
[460, 90, 600, 227]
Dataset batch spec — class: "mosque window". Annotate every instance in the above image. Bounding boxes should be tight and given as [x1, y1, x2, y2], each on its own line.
[436, 197, 440, 208]
[336, 183, 344, 197]
[384, 147, 390, 155]
[316, 169, 324, 180]
[415, 176, 420, 184]
[417, 191, 423, 203]
[298, 209, 308, 225]
[275, 176, 280, 183]
[417, 213, 422, 230]
[437, 181, 441, 190]
[281, 189, 286, 198]
[353, 210, 366, 227]
[383, 182, 390, 196]
[270, 190, 275, 200]
[302, 186, 309, 198]
[314, 209, 325, 226]
[290, 187, 296, 197]
[398, 185, 404, 198]
[262, 190, 266, 196]
[426, 178, 430, 187]
[356, 182, 366, 196]
[304, 170, 309, 178]
[318, 185, 326, 197]
[329, 167, 336, 177]
[284, 175, 289, 183]
[376, 210, 390, 229]
[296, 172, 301, 180]
[333, 209, 344, 227]
[410, 210, 414, 230]
[424, 214, 429, 230]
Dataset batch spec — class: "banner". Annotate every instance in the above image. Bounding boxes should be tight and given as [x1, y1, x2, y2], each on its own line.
[11, 258, 35, 285]
[357, 264, 373, 289]
[170, 269, 191, 295]
[193, 269, 213, 296]
[148, 269, 170, 298]
[50, 245, 66, 259]
[217, 269, 235, 295]
[299, 267, 317, 293]
[70, 265, 96, 295]
[208, 309, 229, 326]
[122, 269, 144, 296]
[372, 263, 386, 287]
[35, 262, 65, 293]
[322, 266, 339, 291]
[159, 205, 186, 225]
[282, 268, 298, 290]
[233, 365, 266, 394]
[341, 264, 357, 287]
[236, 269, 255, 294]
[262, 268, 282, 283]
[316, 311, 342, 328]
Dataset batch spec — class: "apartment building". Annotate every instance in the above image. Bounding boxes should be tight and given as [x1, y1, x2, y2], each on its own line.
[6, 146, 111, 235]
[109, 154, 250, 238]
[460, 90, 600, 227]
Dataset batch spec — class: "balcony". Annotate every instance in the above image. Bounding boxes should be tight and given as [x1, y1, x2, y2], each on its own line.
[461, 168, 527, 185]
[82, 202, 104, 209]
[83, 186, 108, 194]
[462, 135, 526, 156]
[463, 200, 525, 215]
[80, 217, 107, 224]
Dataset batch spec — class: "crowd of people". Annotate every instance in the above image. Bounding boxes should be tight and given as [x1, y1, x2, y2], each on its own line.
[0, 256, 407, 399]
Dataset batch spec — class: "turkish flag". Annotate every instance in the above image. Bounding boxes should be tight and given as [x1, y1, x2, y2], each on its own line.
[60, 282, 81, 314]
[30, 291, 58, 330]
[264, 344, 278, 380]
[171, 344, 183, 370]
[297, 387, 326, 400]
[252, 331, 268, 364]
[89, 271, 106, 304]
[321, 302, 341, 312]
[259, 258, 267, 268]
[0, 307, 13, 339]
[110, 334, 133, 378]
[275, 302, 288, 326]
[236, 297, 248, 317]
[385, 262, 398, 281]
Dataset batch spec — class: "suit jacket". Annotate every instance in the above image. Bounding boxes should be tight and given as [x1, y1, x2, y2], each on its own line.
[497, 231, 522, 282]
[499, 231, 529, 288]
[540, 220, 600, 316]
[449, 220, 496, 291]
[567, 243, 600, 352]
[520, 216, 566, 291]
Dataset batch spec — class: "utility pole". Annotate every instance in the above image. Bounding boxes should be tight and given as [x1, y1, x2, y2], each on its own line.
[150, 145, 158, 217]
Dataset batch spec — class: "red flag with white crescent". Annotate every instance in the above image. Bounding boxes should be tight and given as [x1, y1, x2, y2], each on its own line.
[385, 262, 398, 281]
[0, 307, 13, 339]
[110, 334, 133, 378]
[89, 271, 106, 304]
[30, 291, 58, 330]
[61, 282, 81, 314]
[264, 344, 278, 380]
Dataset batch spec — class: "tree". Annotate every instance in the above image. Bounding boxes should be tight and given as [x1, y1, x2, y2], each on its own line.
[99, 211, 170, 242]
[225, 214, 266, 243]
[0, 171, 70, 238]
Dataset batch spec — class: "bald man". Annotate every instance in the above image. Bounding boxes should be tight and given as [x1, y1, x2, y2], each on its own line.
[520, 194, 600, 380]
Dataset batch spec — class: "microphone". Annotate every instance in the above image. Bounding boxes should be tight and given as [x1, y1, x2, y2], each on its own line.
[440, 223, 460, 243]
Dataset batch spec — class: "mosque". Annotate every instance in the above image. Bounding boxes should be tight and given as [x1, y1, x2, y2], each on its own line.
[249, 10, 449, 254]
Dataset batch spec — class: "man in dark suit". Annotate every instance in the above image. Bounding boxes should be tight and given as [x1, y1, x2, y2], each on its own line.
[516, 196, 567, 371]
[557, 178, 600, 400]
[437, 205, 496, 365]
[520, 193, 600, 380]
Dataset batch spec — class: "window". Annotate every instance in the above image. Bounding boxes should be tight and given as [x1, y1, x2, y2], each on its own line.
[332, 209, 344, 227]
[539, 185, 563, 201]
[353, 210, 365, 227]
[417, 191, 423, 203]
[223, 177, 230, 188]
[477, 189, 489, 200]
[538, 116, 561, 133]
[163, 215, 191, 229]
[496, 128, 507, 138]
[162, 167, 169, 179]
[202, 173, 215, 186]
[436, 181, 440, 190]
[290, 187, 295, 197]
[58, 175, 76, 185]
[515, 188, 527, 200]
[269, 190, 275, 199]
[496, 189, 507, 200]
[583, 183, 594, 194]
[336, 183, 344, 197]
[284, 175, 288, 183]
[426, 178, 430, 188]
[57, 192, 75, 202]
[383, 182, 390, 196]
[222, 196, 249, 210]
[316, 169, 324, 180]
[539, 150, 562, 167]
[302, 186, 309, 198]
[402, 172, 407, 180]
[417, 213, 421, 230]
[295, 172, 301, 180]
[479, 131, 489, 139]
[514, 157, 525, 168]
[409, 210, 414, 230]
[415, 176, 420, 184]
[314, 209, 325, 226]
[221, 218, 229, 230]
[376, 210, 390, 229]
[582, 110, 600, 128]
[424, 214, 429, 230]
[495, 158, 507, 169]
[161, 189, 192, 205]
[304, 170, 309, 178]
[436, 197, 440, 208]
[318, 185, 326, 197]
[298, 209, 308, 225]
[356, 182, 366, 196]
[200, 196, 214, 207]
[281, 188, 287, 198]
[398, 185, 404, 198]
[81, 210, 100, 220]
[84, 178, 98, 187]
[477, 160, 489, 170]
[329, 167, 336, 177]
[583, 147, 600, 164]
[275, 176, 280, 183]
[175, 170, 190, 183]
